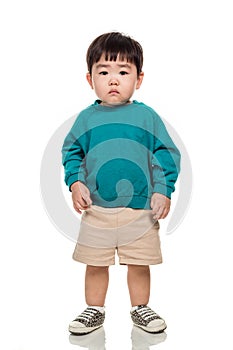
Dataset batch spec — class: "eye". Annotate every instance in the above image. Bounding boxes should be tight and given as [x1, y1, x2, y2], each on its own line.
[119, 71, 129, 75]
[99, 71, 108, 75]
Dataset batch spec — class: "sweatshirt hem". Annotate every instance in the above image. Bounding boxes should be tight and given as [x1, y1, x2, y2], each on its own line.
[91, 195, 151, 209]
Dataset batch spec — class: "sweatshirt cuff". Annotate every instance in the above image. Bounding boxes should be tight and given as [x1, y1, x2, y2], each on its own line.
[67, 173, 86, 191]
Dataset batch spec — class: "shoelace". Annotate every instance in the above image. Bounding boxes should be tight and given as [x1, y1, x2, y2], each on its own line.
[75, 307, 98, 322]
[136, 306, 159, 321]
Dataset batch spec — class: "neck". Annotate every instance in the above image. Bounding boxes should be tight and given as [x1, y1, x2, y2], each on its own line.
[100, 100, 132, 107]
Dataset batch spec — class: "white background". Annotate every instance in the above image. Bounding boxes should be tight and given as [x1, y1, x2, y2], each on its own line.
[1, 0, 233, 349]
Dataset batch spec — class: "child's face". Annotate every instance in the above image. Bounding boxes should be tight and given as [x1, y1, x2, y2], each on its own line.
[86, 54, 144, 107]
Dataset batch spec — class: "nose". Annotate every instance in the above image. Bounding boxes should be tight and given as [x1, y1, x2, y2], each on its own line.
[108, 76, 119, 86]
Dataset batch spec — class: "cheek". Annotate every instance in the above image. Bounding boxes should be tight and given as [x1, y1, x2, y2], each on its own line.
[96, 80, 107, 92]
[130, 81, 138, 91]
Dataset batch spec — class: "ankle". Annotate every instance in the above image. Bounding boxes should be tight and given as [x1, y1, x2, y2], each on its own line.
[88, 305, 105, 313]
[131, 304, 147, 312]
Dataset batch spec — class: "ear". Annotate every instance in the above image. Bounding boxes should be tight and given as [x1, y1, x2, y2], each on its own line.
[86, 72, 94, 89]
[136, 72, 144, 89]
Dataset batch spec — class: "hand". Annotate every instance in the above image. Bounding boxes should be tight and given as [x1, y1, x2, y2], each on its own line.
[150, 193, 171, 220]
[70, 181, 92, 214]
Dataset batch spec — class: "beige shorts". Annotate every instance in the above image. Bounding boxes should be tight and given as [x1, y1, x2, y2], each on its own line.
[73, 205, 162, 266]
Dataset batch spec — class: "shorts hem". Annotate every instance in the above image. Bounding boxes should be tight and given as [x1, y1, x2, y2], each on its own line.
[72, 254, 115, 266]
[119, 258, 163, 266]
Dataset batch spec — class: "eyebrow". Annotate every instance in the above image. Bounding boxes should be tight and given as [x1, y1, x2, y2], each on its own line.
[95, 63, 132, 69]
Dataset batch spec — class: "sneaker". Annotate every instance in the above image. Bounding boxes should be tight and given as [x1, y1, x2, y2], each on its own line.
[69, 307, 105, 334]
[130, 305, 167, 333]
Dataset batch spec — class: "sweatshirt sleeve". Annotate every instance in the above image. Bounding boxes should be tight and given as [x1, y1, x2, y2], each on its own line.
[152, 114, 181, 198]
[62, 119, 86, 191]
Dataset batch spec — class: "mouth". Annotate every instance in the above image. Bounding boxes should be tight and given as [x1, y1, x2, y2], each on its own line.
[109, 90, 119, 94]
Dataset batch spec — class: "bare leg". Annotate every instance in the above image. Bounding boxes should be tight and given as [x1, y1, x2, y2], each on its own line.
[127, 264, 150, 306]
[85, 265, 109, 306]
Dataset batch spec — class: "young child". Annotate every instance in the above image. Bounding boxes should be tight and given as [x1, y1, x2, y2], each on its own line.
[62, 32, 180, 335]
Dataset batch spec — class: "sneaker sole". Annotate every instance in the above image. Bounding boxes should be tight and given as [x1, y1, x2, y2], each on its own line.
[134, 323, 167, 333]
[69, 324, 103, 335]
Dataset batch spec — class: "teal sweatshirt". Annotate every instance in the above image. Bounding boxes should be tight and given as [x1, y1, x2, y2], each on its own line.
[62, 100, 180, 209]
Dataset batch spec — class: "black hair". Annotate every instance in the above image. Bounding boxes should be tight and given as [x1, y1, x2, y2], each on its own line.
[86, 32, 143, 76]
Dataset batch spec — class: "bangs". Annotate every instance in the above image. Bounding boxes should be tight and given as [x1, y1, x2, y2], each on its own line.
[103, 50, 136, 64]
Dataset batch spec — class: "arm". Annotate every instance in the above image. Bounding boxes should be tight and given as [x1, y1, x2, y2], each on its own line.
[151, 116, 181, 219]
[62, 128, 87, 190]
[62, 125, 92, 213]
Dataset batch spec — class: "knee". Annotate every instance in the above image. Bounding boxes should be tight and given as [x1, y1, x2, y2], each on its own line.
[86, 265, 109, 274]
[127, 264, 149, 274]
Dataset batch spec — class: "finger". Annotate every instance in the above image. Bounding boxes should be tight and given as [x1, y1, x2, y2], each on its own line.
[150, 198, 157, 211]
[75, 188, 91, 207]
[73, 200, 86, 213]
[153, 206, 165, 220]
[77, 196, 89, 208]
[154, 206, 171, 220]
[73, 203, 82, 214]
[151, 203, 159, 215]
[160, 206, 170, 219]
[150, 200, 154, 210]
[82, 195, 92, 207]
